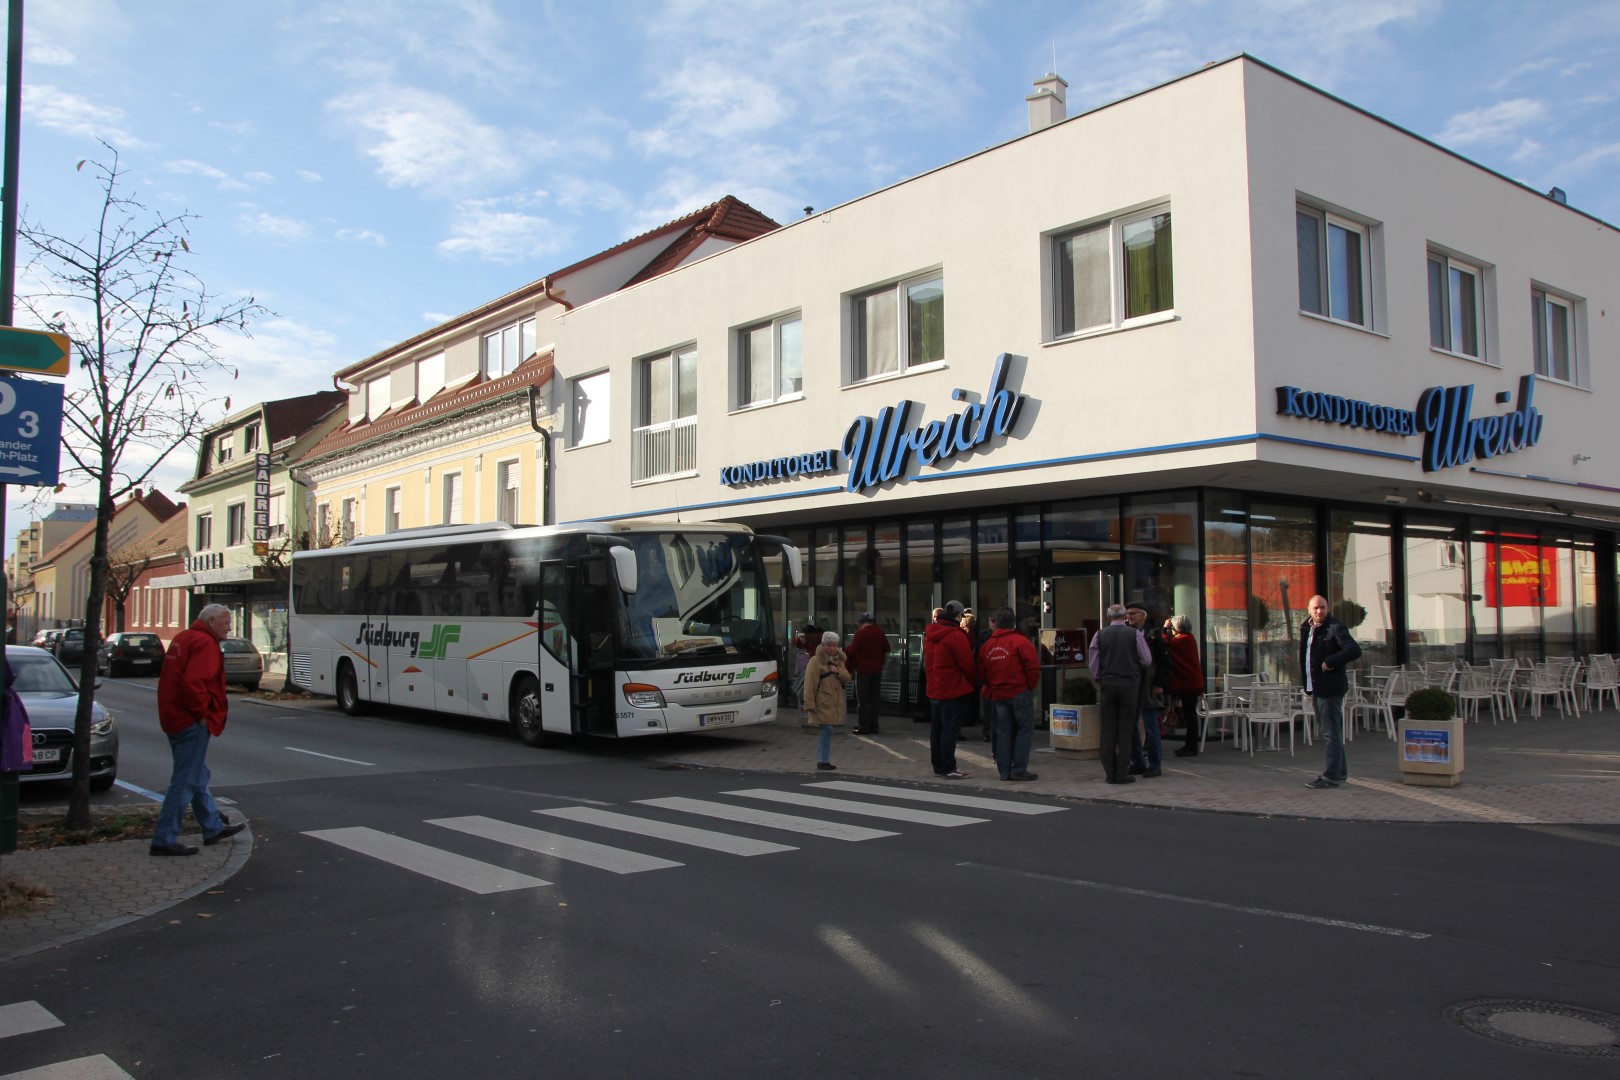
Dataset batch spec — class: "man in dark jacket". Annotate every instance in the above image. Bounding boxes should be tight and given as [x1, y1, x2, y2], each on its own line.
[1088, 603, 1150, 784]
[1300, 594, 1363, 789]
[844, 612, 891, 735]
[977, 608, 1040, 781]
[924, 601, 974, 778]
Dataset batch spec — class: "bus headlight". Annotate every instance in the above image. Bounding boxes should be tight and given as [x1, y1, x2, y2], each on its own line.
[761, 671, 779, 698]
[622, 683, 667, 708]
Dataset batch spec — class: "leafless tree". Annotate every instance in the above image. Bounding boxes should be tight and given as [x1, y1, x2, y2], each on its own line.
[103, 552, 152, 634]
[19, 148, 266, 829]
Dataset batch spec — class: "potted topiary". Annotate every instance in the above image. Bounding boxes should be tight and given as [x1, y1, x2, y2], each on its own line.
[1397, 686, 1464, 787]
[1048, 674, 1101, 759]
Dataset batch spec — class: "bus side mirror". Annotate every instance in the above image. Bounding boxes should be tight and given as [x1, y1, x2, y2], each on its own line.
[609, 546, 638, 595]
[781, 545, 802, 588]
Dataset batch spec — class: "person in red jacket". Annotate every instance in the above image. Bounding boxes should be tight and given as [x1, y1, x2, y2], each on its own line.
[843, 612, 891, 735]
[1168, 613, 1207, 757]
[977, 608, 1041, 781]
[150, 604, 246, 856]
[924, 600, 974, 778]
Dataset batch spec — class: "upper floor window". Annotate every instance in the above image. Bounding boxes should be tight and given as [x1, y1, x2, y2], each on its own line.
[417, 352, 445, 402]
[1052, 206, 1173, 337]
[850, 272, 943, 382]
[1532, 287, 1578, 385]
[317, 503, 332, 546]
[496, 460, 520, 524]
[1296, 204, 1371, 328]
[267, 491, 286, 540]
[243, 423, 261, 453]
[195, 513, 213, 551]
[215, 438, 233, 466]
[441, 473, 463, 525]
[339, 497, 357, 541]
[738, 314, 803, 407]
[1427, 249, 1486, 360]
[366, 376, 390, 421]
[384, 487, 402, 534]
[638, 346, 697, 427]
[482, 317, 536, 379]
[569, 371, 610, 448]
[226, 503, 247, 547]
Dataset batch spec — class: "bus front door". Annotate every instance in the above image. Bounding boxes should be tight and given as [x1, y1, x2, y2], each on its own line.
[572, 554, 620, 736]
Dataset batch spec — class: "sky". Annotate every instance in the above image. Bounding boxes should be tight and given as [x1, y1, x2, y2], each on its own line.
[3, 0, 1618, 551]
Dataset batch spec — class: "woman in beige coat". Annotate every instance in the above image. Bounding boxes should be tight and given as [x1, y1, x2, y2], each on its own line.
[803, 631, 850, 770]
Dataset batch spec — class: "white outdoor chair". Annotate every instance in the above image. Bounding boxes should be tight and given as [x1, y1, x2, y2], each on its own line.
[1487, 659, 1520, 723]
[1353, 672, 1402, 740]
[1524, 664, 1567, 719]
[1424, 661, 1457, 692]
[1245, 684, 1295, 756]
[1581, 656, 1620, 712]
[1453, 669, 1496, 724]
[1197, 691, 1245, 753]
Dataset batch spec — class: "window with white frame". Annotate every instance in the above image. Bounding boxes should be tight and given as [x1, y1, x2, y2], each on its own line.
[384, 486, 402, 533]
[570, 371, 610, 448]
[1296, 203, 1372, 328]
[267, 491, 286, 539]
[850, 273, 943, 382]
[340, 497, 357, 540]
[243, 423, 260, 452]
[1531, 287, 1578, 384]
[317, 503, 332, 546]
[417, 352, 445, 402]
[738, 314, 803, 407]
[196, 513, 213, 551]
[496, 460, 520, 524]
[638, 346, 697, 426]
[442, 473, 463, 525]
[482, 317, 536, 378]
[1427, 249, 1486, 360]
[1051, 206, 1173, 338]
[366, 376, 390, 421]
[215, 437, 233, 466]
[226, 503, 246, 546]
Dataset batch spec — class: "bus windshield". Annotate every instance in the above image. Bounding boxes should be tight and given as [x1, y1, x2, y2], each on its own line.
[617, 531, 774, 663]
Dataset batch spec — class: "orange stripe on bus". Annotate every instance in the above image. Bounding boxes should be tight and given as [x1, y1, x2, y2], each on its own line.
[467, 627, 539, 660]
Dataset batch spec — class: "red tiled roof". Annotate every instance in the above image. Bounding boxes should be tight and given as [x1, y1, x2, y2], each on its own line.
[261, 390, 347, 445]
[624, 196, 781, 286]
[110, 508, 189, 567]
[304, 352, 555, 462]
[35, 489, 182, 566]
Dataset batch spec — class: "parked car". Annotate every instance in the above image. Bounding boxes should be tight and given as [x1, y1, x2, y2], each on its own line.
[220, 637, 263, 691]
[97, 631, 166, 677]
[10, 644, 118, 791]
[32, 628, 63, 651]
[53, 627, 88, 666]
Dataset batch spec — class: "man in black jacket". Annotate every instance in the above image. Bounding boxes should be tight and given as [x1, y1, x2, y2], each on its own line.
[1300, 594, 1362, 789]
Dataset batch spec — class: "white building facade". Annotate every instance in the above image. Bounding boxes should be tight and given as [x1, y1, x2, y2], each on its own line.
[538, 56, 1617, 720]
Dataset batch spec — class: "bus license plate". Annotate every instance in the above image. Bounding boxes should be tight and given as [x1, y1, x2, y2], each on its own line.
[699, 711, 737, 727]
[33, 748, 62, 763]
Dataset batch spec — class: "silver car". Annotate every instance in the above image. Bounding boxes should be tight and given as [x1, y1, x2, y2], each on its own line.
[10, 645, 119, 791]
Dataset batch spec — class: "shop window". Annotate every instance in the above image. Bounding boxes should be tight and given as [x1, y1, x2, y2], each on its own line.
[737, 314, 803, 407]
[1051, 206, 1173, 338]
[1296, 202, 1376, 329]
[848, 272, 943, 382]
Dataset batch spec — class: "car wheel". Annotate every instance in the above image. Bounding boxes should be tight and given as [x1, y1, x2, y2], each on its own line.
[90, 770, 116, 793]
[509, 673, 557, 748]
[336, 661, 366, 716]
[245, 680, 260, 692]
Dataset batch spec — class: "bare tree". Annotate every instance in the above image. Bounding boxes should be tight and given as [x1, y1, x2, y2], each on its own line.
[103, 551, 152, 633]
[19, 148, 266, 829]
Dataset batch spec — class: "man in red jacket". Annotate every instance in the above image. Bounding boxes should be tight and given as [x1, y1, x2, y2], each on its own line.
[843, 612, 891, 735]
[978, 608, 1040, 781]
[924, 600, 974, 778]
[150, 604, 246, 856]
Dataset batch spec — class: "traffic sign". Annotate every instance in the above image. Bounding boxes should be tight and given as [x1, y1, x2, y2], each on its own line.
[0, 375, 64, 485]
[0, 327, 70, 376]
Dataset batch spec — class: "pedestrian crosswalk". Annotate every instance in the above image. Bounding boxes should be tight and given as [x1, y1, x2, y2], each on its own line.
[0, 1001, 133, 1080]
[303, 780, 1066, 896]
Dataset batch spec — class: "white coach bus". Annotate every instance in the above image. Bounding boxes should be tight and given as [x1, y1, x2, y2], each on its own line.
[287, 520, 802, 746]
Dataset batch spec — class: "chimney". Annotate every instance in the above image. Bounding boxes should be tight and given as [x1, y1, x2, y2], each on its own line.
[1027, 72, 1067, 132]
[1548, 186, 1567, 205]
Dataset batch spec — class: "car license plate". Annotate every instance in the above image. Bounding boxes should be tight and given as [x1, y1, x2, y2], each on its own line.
[131, 659, 151, 667]
[33, 748, 62, 764]
[699, 711, 737, 727]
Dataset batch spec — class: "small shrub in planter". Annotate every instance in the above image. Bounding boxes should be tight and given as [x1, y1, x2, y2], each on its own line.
[1057, 675, 1098, 706]
[1403, 687, 1457, 722]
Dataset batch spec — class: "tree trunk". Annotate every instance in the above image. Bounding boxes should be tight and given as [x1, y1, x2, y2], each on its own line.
[66, 469, 115, 832]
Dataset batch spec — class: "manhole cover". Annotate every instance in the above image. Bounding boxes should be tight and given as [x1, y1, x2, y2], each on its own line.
[1446, 999, 1620, 1057]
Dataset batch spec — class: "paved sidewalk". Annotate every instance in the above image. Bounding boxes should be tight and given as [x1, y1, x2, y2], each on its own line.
[5, 679, 1615, 965]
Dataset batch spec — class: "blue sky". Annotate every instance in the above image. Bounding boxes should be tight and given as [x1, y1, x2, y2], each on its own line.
[5, 0, 1619, 541]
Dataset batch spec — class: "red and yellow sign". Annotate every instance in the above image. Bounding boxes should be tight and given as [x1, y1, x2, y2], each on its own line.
[1485, 542, 1557, 608]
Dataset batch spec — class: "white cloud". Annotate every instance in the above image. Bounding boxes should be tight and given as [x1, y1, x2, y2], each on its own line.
[26, 84, 145, 148]
[297, 169, 324, 183]
[336, 227, 386, 246]
[328, 83, 537, 193]
[209, 119, 255, 137]
[1570, 142, 1620, 172]
[1436, 99, 1547, 147]
[245, 171, 276, 185]
[239, 211, 311, 241]
[27, 43, 75, 67]
[437, 198, 566, 263]
[168, 158, 250, 191]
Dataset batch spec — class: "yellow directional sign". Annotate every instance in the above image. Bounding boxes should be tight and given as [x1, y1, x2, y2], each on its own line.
[0, 327, 70, 376]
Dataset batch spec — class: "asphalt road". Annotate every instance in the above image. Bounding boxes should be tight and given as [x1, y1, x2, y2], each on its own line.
[7, 679, 1620, 1078]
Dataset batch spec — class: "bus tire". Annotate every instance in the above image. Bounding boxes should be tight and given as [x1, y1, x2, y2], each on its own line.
[336, 661, 366, 716]
[510, 674, 556, 748]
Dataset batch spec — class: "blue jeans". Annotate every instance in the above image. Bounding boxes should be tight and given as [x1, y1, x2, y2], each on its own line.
[929, 695, 966, 774]
[990, 691, 1036, 778]
[1131, 706, 1163, 771]
[1312, 693, 1348, 783]
[154, 721, 227, 845]
[816, 724, 834, 763]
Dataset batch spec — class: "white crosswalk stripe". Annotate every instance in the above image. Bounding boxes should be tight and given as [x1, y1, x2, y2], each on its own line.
[0, 1002, 134, 1080]
[536, 807, 797, 856]
[429, 816, 682, 873]
[303, 827, 551, 893]
[723, 788, 989, 826]
[806, 781, 1069, 815]
[636, 796, 898, 841]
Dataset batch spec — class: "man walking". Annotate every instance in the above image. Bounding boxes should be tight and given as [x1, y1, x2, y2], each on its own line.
[1301, 594, 1362, 789]
[844, 612, 890, 735]
[1088, 603, 1150, 784]
[1126, 605, 1166, 779]
[150, 604, 246, 856]
[924, 600, 974, 778]
[978, 607, 1040, 781]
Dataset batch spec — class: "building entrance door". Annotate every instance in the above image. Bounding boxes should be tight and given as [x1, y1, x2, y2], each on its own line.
[1043, 562, 1122, 697]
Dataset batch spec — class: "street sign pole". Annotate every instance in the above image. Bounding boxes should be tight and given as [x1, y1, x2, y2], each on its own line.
[0, 0, 24, 855]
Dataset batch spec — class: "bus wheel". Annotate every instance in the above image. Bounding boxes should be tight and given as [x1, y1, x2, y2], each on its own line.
[510, 674, 556, 748]
[336, 661, 366, 716]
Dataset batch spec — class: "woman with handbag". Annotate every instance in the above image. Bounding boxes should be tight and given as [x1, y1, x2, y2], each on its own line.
[803, 631, 850, 771]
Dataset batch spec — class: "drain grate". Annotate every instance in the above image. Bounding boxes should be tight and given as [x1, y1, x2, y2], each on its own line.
[1446, 999, 1620, 1058]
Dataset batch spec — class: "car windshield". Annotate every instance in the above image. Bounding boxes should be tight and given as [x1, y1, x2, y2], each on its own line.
[10, 653, 77, 694]
[123, 634, 160, 647]
[220, 639, 256, 653]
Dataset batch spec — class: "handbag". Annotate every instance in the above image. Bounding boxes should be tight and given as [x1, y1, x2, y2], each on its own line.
[0, 673, 32, 772]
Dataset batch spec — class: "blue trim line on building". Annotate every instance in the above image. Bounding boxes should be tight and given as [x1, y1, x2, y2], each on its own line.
[1255, 433, 1423, 462]
[1471, 466, 1620, 495]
